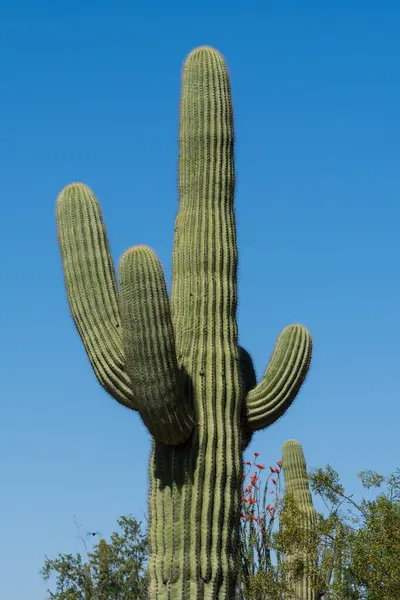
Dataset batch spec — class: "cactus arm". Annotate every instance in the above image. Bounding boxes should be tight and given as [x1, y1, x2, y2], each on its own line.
[243, 324, 312, 432]
[56, 183, 136, 409]
[119, 246, 194, 445]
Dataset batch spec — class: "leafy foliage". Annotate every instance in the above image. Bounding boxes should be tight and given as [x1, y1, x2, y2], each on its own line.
[309, 466, 400, 599]
[41, 463, 400, 600]
[238, 452, 400, 600]
[41, 515, 148, 600]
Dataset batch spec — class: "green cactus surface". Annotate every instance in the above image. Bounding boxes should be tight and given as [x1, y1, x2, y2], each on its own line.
[282, 440, 319, 600]
[56, 46, 312, 600]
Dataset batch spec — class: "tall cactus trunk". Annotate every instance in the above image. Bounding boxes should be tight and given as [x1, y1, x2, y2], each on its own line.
[56, 47, 312, 600]
[281, 440, 345, 600]
[145, 49, 243, 598]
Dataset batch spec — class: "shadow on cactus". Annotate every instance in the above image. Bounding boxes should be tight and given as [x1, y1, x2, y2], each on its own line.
[56, 46, 312, 600]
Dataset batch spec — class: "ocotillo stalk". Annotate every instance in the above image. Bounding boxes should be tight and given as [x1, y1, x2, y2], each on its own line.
[56, 47, 312, 600]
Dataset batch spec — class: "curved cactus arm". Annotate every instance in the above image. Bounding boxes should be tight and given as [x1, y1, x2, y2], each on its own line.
[243, 324, 312, 433]
[119, 246, 194, 445]
[56, 182, 136, 409]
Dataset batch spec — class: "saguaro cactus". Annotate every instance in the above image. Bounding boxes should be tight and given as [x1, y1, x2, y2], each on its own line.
[56, 47, 312, 600]
[282, 440, 319, 599]
[282, 441, 343, 600]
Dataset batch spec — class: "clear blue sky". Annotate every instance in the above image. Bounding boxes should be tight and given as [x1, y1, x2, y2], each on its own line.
[0, 1, 399, 598]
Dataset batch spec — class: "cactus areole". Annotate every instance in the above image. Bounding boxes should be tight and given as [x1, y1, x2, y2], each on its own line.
[56, 47, 312, 600]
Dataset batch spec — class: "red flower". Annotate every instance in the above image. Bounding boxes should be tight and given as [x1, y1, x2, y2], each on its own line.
[277, 460, 283, 467]
[256, 464, 265, 470]
[251, 515, 259, 522]
[244, 461, 251, 466]
[271, 478, 277, 485]
[254, 451, 260, 457]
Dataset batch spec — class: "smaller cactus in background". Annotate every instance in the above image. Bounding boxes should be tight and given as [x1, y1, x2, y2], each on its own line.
[239, 442, 345, 599]
[281, 440, 344, 599]
[282, 439, 319, 599]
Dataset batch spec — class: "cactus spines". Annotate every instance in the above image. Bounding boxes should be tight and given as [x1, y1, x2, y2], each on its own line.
[281, 441, 346, 599]
[282, 440, 318, 600]
[56, 182, 135, 410]
[119, 246, 194, 444]
[56, 46, 312, 600]
[244, 325, 312, 436]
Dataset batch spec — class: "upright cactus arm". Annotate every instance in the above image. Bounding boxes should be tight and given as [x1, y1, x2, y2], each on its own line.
[56, 183, 135, 409]
[119, 246, 194, 444]
[57, 186, 195, 445]
[243, 324, 312, 433]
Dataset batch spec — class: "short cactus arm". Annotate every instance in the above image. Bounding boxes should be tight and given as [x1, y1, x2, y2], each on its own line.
[119, 246, 194, 445]
[243, 324, 312, 433]
[56, 183, 135, 409]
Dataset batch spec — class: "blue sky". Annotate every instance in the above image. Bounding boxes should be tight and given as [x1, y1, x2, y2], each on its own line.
[1, 0, 399, 598]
